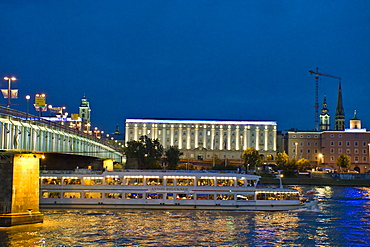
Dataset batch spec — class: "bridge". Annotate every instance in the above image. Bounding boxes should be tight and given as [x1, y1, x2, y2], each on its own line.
[0, 106, 124, 226]
[0, 106, 124, 161]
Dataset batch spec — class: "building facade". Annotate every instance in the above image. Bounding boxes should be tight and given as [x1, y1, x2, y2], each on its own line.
[283, 115, 370, 173]
[125, 119, 277, 161]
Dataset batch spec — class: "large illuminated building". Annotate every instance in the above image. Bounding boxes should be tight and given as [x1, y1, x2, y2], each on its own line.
[125, 119, 277, 162]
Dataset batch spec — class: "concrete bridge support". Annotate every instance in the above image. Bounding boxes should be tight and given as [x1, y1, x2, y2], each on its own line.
[0, 153, 43, 226]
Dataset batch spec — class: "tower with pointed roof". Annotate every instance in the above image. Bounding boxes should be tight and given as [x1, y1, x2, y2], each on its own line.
[334, 82, 345, 130]
[79, 95, 91, 131]
[319, 96, 330, 130]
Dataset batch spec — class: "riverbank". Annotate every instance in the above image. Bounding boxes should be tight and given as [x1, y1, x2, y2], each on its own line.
[260, 177, 370, 186]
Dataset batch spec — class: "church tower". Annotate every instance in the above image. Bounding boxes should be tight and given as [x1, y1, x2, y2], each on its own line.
[319, 95, 330, 130]
[334, 82, 345, 130]
[79, 95, 91, 131]
[349, 111, 362, 129]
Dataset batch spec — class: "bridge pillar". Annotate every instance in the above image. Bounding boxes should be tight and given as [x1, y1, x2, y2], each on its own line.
[0, 154, 44, 227]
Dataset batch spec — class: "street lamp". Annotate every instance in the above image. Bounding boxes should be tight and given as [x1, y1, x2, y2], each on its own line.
[3, 77, 17, 108]
[25, 95, 30, 120]
[295, 142, 298, 159]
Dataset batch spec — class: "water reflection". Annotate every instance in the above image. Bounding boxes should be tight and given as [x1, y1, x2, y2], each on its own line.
[1, 186, 369, 246]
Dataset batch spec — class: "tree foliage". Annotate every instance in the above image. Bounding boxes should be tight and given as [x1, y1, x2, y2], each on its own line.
[296, 158, 311, 171]
[241, 148, 261, 170]
[336, 154, 351, 171]
[275, 152, 289, 170]
[124, 135, 164, 169]
[164, 146, 183, 169]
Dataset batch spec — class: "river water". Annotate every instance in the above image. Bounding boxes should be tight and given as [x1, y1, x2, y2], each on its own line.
[1, 185, 369, 246]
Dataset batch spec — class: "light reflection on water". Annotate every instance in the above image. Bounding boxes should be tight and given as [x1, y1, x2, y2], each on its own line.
[0, 186, 369, 246]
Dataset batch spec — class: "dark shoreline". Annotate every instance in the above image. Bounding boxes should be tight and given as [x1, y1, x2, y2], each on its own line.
[260, 177, 370, 187]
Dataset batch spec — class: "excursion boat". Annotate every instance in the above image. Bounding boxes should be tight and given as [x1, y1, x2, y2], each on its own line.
[40, 170, 307, 211]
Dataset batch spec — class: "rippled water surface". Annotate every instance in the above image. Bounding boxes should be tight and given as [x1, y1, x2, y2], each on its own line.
[1, 186, 369, 246]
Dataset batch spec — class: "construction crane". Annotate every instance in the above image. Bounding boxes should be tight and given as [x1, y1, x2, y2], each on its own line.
[309, 67, 341, 131]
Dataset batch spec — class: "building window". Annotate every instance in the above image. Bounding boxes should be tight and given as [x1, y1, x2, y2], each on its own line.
[363, 142, 367, 147]
[354, 141, 358, 147]
[307, 135, 311, 138]
[314, 142, 318, 147]
[330, 141, 334, 146]
[292, 135, 296, 138]
[330, 134, 334, 138]
[355, 149, 359, 154]
[315, 150, 318, 153]
[330, 156, 334, 161]
[338, 149, 342, 154]
[300, 135, 303, 138]
[338, 141, 342, 146]
[363, 157, 367, 162]
[338, 134, 342, 138]
[355, 157, 359, 162]
[307, 149, 311, 153]
[314, 135, 318, 138]
[307, 142, 310, 146]
[346, 149, 351, 154]
[346, 142, 351, 147]
[330, 148, 334, 154]
[363, 149, 367, 154]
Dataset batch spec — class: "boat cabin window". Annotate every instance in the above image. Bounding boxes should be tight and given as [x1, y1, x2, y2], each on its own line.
[125, 193, 143, 199]
[42, 192, 61, 198]
[126, 178, 143, 185]
[176, 194, 194, 200]
[84, 177, 103, 185]
[166, 179, 174, 186]
[197, 178, 214, 186]
[216, 178, 235, 187]
[237, 179, 245, 187]
[216, 194, 234, 200]
[256, 192, 299, 200]
[105, 193, 122, 199]
[63, 178, 82, 185]
[196, 194, 214, 200]
[146, 178, 164, 186]
[146, 193, 163, 199]
[105, 176, 122, 185]
[166, 193, 174, 199]
[64, 192, 81, 198]
[176, 178, 194, 186]
[41, 177, 62, 185]
[84, 192, 102, 199]
[247, 180, 256, 187]
[236, 194, 254, 200]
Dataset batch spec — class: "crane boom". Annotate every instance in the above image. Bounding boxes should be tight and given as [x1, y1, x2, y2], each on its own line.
[309, 67, 341, 131]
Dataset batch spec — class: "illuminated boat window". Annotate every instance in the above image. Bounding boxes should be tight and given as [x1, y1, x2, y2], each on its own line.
[42, 192, 61, 198]
[64, 192, 81, 198]
[63, 178, 81, 185]
[216, 178, 234, 187]
[41, 177, 62, 185]
[84, 192, 102, 199]
[105, 176, 122, 185]
[176, 194, 194, 200]
[197, 178, 214, 186]
[166, 193, 174, 199]
[246, 180, 256, 187]
[216, 194, 234, 200]
[176, 178, 194, 186]
[166, 178, 174, 186]
[237, 179, 245, 187]
[105, 193, 122, 199]
[146, 178, 164, 186]
[236, 194, 254, 200]
[146, 193, 164, 199]
[196, 194, 215, 200]
[125, 193, 143, 199]
[84, 177, 103, 185]
[126, 177, 143, 185]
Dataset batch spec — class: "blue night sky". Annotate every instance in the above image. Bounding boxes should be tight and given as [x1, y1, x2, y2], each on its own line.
[1, 1, 369, 133]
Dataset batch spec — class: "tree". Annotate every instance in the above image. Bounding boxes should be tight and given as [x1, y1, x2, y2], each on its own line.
[296, 158, 311, 171]
[275, 152, 289, 171]
[241, 148, 261, 171]
[336, 154, 351, 172]
[124, 135, 164, 169]
[164, 146, 183, 169]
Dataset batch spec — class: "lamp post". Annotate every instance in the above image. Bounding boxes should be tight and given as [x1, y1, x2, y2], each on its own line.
[25, 95, 30, 120]
[3, 76, 17, 108]
[295, 142, 298, 159]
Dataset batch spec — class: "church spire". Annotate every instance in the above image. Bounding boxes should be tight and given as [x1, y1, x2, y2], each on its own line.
[319, 95, 330, 130]
[334, 81, 345, 130]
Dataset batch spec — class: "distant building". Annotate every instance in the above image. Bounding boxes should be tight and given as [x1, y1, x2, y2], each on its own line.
[283, 112, 370, 173]
[125, 119, 278, 162]
[79, 95, 91, 131]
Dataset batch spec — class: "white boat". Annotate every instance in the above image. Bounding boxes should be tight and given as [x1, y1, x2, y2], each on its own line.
[40, 170, 307, 211]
